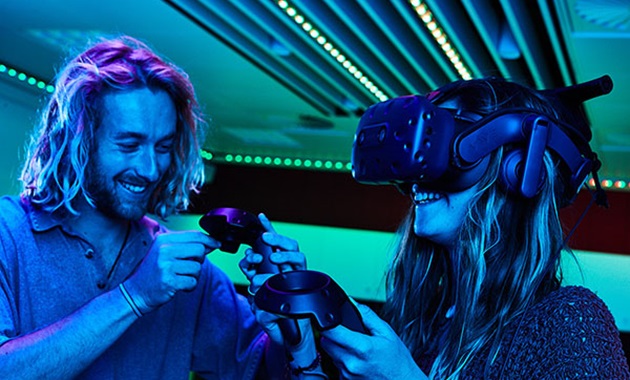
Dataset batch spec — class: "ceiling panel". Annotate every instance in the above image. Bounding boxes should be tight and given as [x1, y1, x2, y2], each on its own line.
[0, 0, 628, 190]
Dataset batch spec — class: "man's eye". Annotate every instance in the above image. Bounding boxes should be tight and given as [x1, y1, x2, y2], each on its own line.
[157, 143, 173, 153]
[119, 143, 139, 150]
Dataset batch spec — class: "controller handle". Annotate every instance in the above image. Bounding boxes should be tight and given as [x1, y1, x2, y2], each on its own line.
[199, 208, 302, 345]
[251, 233, 278, 274]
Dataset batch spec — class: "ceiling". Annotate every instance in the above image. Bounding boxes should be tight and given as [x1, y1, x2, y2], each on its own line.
[1, 0, 629, 188]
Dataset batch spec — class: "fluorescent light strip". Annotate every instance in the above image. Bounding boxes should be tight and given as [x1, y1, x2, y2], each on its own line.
[409, 0, 472, 80]
[588, 178, 630, 192]
[0, 63, 55, 93]
[275, 0, 389, 102]
[201, 150, 352, 171]
[203, 150, 630, 190]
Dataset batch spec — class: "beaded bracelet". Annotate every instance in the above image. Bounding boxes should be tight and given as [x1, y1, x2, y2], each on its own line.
[286, 352, 327, 379]
[119, 282, 143, 318]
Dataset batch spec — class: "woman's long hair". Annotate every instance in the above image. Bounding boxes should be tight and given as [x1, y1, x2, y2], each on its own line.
[381, 78, 571, 378]
[20, 35, 206, 219]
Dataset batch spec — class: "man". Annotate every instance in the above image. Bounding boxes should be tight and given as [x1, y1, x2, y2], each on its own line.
[0, 36, 285, 379]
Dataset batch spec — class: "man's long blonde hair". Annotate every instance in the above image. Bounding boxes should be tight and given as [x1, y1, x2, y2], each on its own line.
[20, 36, 206, 219]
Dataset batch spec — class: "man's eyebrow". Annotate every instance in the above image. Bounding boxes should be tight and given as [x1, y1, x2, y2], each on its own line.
[112, 131, 147, 140]
[158, 132, 177, 143]
[112, 132, 177, 141]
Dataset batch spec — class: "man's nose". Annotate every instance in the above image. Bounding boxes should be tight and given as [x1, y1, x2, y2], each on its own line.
[134, 149, 160, 182]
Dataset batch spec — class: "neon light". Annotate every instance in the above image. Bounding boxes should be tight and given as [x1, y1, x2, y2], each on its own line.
[199, 150, 630, 189]
[409, 1, 472, 80]
[275, 0, 389, 102]
[0, 62, 55, 93]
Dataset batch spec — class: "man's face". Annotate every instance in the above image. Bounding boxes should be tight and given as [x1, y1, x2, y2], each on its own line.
[87, 87, 177, 221]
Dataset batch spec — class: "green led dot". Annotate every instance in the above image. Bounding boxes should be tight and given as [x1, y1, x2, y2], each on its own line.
[244, 156, 252, 163]
[263, 157, 272, 165]
[324, 161, 333, 169]
[346, 162, 352, 170]
[200, 150, 213, 160]
[602, 179, 613, 188]
[46, 85, 55, 93]
[27, 77, 36, 85]
[283, 158, 292, 166]
[254, 156, 263, 164]
[234, 155, 243, 163]
[8, 69, 16, 77]
[0, 64, 6, 73]
[37, 81, 45, 89]
[314, 160, 322, 168]
[273, 157, 282, 165]
[17, 73, 26, 81]
[225, 154, 234, 162]
[334, 162, 343, 169]
[294, 159, 302, 167]
[303, 159, 312, 167]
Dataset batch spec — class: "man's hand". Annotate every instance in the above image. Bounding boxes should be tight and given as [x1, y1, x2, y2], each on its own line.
[123, 231, 220, 314]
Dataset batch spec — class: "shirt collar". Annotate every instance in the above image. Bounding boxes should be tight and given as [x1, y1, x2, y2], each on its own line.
[25, 197, 67, 233]
[25, 197, 165, 238]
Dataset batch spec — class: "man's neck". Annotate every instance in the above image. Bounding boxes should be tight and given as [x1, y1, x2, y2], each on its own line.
[71, 198, 132, 256]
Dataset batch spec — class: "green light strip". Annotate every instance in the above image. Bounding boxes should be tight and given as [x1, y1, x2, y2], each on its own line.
[409, 1, 473, 80]
[201, 150, 352, 172]
[275, 0, 389, 102]
[0, 62, 55, 93]
[204, 150, 630, 191]
[587, 178, 630, 192]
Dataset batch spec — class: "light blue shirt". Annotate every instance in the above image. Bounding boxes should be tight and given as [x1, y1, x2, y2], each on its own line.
[0, 196, 266, 379]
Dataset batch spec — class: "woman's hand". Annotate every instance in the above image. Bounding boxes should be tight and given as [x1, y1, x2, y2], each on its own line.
[238, 213, 306, 291]
[320, 303, 428, 380]
[238, 214, 321, 375]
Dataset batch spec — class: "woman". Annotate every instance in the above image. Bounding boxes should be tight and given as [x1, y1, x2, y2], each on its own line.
[244, 78, 630, 379]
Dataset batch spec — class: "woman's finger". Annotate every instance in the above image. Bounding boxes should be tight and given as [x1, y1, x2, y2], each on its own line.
[262, 232, 299, 252]
[270, 251, 306, 270]
[258, 213, 277, 233]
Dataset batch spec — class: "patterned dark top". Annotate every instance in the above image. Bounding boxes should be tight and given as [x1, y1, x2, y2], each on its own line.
[419, 286, 630, 379]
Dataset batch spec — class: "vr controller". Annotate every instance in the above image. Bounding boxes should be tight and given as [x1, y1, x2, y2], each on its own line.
[254, 270, 366, 333]
[199, 207, 277, 273]
[199, 208, 366, 345]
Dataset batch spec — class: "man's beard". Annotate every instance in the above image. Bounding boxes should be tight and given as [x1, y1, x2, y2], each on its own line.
[85, 159, 153, 221]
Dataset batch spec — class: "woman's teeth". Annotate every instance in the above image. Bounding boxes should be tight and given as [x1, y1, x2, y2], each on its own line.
[414, 192, 443, 204]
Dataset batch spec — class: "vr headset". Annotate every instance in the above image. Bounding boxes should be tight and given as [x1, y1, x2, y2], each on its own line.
[351, 76, 613, 206]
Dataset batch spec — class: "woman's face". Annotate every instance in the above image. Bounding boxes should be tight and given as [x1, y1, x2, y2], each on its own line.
[411, 183, 480, 250]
